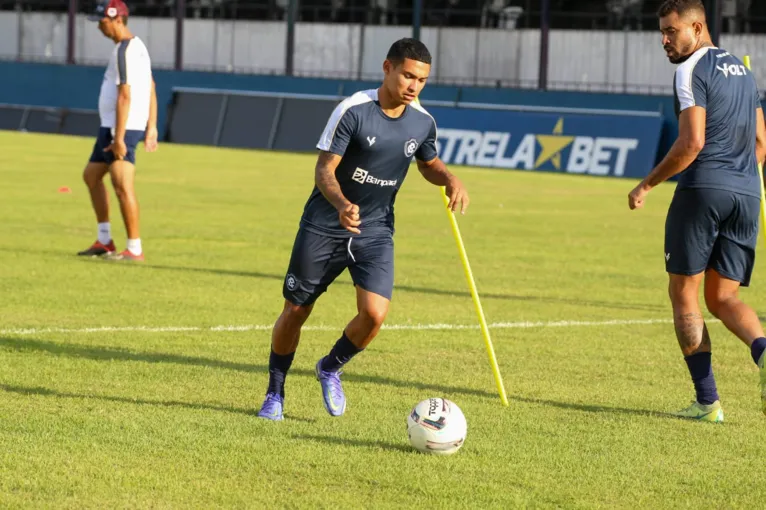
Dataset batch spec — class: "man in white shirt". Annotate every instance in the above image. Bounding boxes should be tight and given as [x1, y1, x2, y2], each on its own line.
[78, 0, 157, 262]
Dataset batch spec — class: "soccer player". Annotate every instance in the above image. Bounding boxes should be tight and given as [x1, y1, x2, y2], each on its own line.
[77, 0, 157, 262]
[628, 0, 766, 421]
[256, 38, 469, 421]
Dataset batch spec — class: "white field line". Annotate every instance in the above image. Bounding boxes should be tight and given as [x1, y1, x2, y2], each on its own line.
[0, 318, 683, 336]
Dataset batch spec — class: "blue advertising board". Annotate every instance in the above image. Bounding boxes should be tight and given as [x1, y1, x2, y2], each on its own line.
[426, 106, 664, 179]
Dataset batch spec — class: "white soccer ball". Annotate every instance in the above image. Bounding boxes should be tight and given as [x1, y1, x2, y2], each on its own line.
[406, 398, 467, 455]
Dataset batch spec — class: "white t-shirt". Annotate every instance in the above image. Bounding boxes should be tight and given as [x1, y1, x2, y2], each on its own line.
[98, 36, 152, 131]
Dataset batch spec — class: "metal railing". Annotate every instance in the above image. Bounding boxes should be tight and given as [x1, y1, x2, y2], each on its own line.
[1, 0, 765, 96]
[2, 0, 765, 32]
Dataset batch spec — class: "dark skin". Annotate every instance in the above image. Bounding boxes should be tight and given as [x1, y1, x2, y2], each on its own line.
[271, 56, 470, 357]
[629, 7, 766, 357]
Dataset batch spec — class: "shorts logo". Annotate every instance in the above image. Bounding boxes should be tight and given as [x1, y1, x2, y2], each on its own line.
[285, 273, 298, 291]
[404, 138, 419, 157]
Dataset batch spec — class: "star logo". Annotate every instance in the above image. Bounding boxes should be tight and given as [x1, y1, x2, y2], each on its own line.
[534, 118, 575, 170]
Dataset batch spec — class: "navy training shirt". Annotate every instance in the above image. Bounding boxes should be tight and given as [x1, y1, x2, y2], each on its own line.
[673, 46, 762, 198]
[300, 89, 439, 238]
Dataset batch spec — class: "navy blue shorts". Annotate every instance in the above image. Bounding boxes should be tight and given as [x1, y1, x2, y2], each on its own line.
[283, 228, 394, 306]
[88, 127, 145, 165]
[664, 188, 760, 286]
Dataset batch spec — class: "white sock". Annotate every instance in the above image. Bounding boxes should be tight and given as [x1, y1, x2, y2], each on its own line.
[97, 222, 111, 245]
[127, 238, 142, 256]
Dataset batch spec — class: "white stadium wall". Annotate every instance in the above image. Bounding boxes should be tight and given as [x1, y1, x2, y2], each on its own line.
[1, 12, 765, 94]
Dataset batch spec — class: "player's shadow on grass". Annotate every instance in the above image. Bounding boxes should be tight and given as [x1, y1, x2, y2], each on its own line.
[0, 336, 495, 400]
[511, 395, 675, 419]
[1, 337, 681, 420]
[119, 262, 666, 313]
[0, 382, 319, 422]
[292, 434, 413, 453]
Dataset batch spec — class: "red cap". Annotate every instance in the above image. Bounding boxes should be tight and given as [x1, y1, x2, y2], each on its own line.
[89, 0, 129, 20]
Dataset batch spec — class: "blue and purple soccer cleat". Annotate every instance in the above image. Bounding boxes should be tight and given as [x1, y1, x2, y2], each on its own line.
[315, 358, 346, 417]
[257, 392, 284, 421]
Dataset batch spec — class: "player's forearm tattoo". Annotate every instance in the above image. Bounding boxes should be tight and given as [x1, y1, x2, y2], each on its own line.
[674, 312, 709, 354]
[315, 152, 348, 211]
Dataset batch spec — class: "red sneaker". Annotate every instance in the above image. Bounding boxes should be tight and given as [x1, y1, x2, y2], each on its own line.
[77, 240, 116, 257]
[104, 249, 145, 262]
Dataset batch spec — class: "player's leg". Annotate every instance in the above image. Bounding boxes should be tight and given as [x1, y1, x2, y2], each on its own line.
[104, 129, 145, 261]
[315, 236, 394, 417]
[78, 128, 115, 256]
[664, 189, 723, 422]
[703, 193, 766, 414]
[704, 270, 764, 348]
[346, 288, 390, 348]
[257, 229, 348, 420]
[668, 272, 722, 421]
[257, 299, 314, 421]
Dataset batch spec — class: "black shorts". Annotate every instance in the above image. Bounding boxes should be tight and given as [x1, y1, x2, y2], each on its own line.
[283, 228, 394, 306]
[664, 188, 760, 286]
[88, 127, 145, 165]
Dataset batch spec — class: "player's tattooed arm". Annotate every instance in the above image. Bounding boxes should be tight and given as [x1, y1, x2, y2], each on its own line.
[417, 157, 470, 214]
[315, 151, 348, 210]
[315, 150, 361, 234]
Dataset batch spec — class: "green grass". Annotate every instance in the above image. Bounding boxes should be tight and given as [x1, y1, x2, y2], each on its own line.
[1, 130, 765, 508]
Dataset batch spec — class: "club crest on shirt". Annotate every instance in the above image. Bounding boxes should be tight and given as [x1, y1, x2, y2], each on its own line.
[404, 138, 418, 157]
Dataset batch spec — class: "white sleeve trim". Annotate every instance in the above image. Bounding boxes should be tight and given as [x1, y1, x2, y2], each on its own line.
[410, 99, 438, 145]
[316, 90, 375, 151]
[675, 47, 710, 111]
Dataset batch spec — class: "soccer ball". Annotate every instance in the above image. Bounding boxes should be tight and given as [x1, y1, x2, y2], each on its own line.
[406, 398, 467, 455]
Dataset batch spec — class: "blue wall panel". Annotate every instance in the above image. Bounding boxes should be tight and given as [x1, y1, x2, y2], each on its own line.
[428, 106, 663, 179]
[3, 61, 762, 171]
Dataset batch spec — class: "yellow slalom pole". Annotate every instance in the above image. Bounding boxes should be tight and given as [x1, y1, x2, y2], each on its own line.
[440, 187, 509, 407]
[743, 55, 766, 249]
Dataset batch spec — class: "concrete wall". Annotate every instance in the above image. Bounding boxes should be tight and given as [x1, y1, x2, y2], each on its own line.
[2, 12, 765, 93]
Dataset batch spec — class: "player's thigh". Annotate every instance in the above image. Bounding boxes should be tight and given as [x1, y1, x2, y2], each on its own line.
[664, 189, 726, 277]
[704, 268, 743, 307]
[283, 229, 349, 306]
[347, 236, 395, 302]
[83, 161, 109, 187]
[109, 160, 136, 195]
[708, 193, 759, 287]
[667, 271, 704, 305]
[355, 285, 390, 325]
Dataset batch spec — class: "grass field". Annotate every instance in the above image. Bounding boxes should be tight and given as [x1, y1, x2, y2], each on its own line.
[1, 130, 765, 508]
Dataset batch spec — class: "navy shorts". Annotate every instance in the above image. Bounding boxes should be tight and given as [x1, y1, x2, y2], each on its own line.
[283, 228, 395, 306]
[88, 127, 145, 165]
[664, 188, 760, 286]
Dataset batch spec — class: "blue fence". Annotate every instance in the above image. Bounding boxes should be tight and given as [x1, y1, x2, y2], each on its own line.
[4, 60, 761, 179]
[0, 61, 676, 155]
